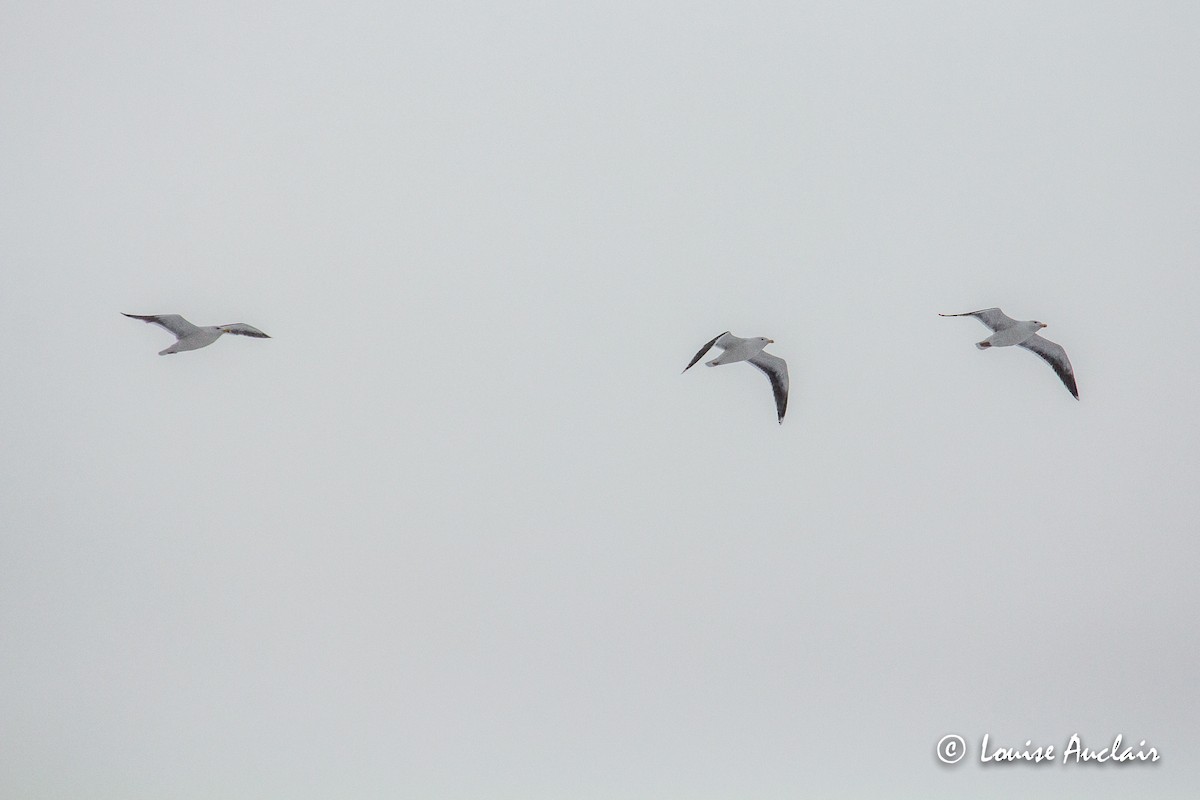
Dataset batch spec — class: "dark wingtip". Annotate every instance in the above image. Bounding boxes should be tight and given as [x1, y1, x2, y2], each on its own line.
[1063, 375, 1079, 400]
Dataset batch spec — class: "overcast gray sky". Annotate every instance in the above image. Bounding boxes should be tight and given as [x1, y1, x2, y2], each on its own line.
[3, 1, 1199, 798]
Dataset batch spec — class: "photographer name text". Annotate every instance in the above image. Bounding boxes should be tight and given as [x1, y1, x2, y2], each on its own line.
[936, 733, 1159, 765]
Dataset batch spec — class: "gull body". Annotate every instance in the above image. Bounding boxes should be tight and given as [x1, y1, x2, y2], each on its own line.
[682, 331, 789, 423]
[123, 313, 271, 355]
[939, 308, 1078, 399]
[979, 319, 1044, 348]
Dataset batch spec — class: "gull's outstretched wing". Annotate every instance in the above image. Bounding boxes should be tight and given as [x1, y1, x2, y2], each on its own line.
[123, 313, 200, 340]
[748, 351, 789, 423]
[938, 308, 1018, 332]
[220, 323, 271, 338]
[1019, 334, 1078, 399]
[682, 331, 730, 373]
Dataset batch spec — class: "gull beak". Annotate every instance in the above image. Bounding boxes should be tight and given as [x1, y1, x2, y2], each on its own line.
[767, 339, 775, 344]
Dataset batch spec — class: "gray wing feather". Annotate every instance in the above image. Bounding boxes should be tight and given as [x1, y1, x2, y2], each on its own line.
[1019, 334, 1079, 399]
[748, 352, 789, 423]
[220, 323, 270, 338]
[939, 308, 1018, 332]
[682, 331, 730, 373]
[123, 313, 200, 339]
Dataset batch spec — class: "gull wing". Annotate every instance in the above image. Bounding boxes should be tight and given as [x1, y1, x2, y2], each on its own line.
[938, 308, 1018, 332]
[220, 323, 271, 338]
[1019, 334, 1079, 399]
[123, 313, 200, 339]
[748, 351, 789, 423]
[682, 331, 731, 373]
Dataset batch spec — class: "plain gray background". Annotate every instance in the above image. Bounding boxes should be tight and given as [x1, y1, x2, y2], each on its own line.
[3, 1, 1198, 797]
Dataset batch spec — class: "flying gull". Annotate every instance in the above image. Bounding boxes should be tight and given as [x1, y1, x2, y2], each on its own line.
[939, 308, 1078, 399]
[682, 332, 789, 423]
[123, 313, 271, 355]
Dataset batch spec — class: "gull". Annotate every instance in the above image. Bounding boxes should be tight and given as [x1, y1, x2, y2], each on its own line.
[123, 313, 271, 355]
[939, 308, 1078, 399]
[682, 332, 789, 423]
